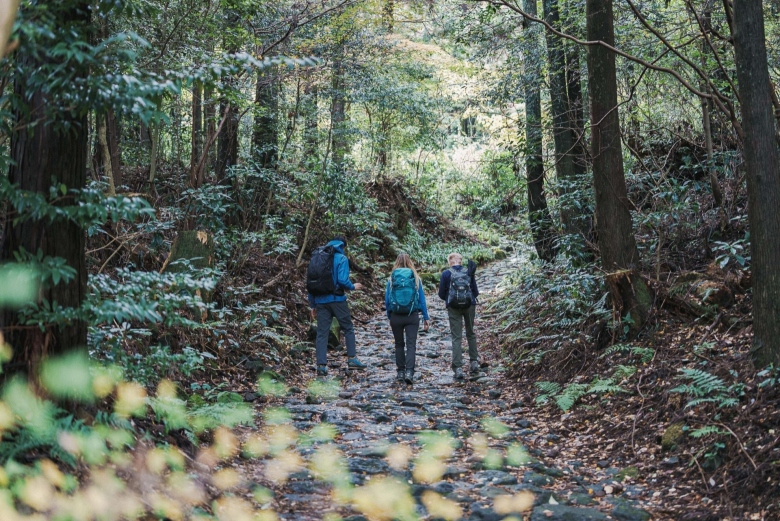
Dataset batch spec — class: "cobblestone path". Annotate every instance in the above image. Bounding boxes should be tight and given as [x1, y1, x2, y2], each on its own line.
[245, 258, 655, 521]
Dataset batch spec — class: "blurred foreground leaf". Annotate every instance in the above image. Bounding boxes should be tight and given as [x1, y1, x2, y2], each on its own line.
[0, 264, 39, 308]
[40, 352, 94, 403]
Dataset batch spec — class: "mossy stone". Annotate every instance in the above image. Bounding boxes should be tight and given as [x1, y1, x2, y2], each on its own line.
[616, 466, 639, 481]
[661, 422, 685, 451]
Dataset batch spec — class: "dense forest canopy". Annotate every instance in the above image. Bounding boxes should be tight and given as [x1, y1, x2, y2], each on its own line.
[0, 0, 778, 519]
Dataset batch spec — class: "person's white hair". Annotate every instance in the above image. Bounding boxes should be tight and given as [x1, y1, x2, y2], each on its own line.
[447, 253, 462, 266]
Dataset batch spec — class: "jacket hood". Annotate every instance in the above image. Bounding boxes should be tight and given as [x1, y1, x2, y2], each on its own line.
[327, 240, 346, 254]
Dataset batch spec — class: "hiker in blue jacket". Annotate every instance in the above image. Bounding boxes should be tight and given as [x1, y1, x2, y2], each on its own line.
[307, 236, 367, 376]
[438, 252, 479, 380]
[385, 253, 429, 385]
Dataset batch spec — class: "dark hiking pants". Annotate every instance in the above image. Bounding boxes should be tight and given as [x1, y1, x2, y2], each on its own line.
[447, 305, 478, 369]
[315, 301, 356, 365]
[389, 311, 420, 372]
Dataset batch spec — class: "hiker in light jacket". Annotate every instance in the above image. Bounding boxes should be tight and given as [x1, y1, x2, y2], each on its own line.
[308, 236, 367, 376]
[385, 253, 429, 385]
[438, 253, 479, 381]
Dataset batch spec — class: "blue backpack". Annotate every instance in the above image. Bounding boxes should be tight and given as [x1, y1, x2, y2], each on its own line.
[389, 268, 418, 314]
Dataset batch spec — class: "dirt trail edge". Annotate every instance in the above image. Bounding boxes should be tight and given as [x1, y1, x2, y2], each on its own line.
[240, 256, 657, 521]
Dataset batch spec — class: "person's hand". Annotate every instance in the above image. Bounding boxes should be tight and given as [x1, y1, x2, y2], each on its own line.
[423, 320, 430, 331]
[310, 308, 317, 320]
[353, 282, 365, 291]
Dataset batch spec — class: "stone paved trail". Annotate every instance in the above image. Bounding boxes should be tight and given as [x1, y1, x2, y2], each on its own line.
[252, 258, 656, 521]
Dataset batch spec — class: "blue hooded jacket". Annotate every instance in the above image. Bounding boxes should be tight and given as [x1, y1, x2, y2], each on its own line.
[307, 240, 355, 307]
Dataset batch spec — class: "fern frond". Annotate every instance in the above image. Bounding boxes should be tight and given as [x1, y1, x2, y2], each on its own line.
[535, 381, 561, 395]
[632, 347, 655, 364]
[588, 378, 628, 395]
[601, 343, 632, 358]
[689, 426, 724, 438]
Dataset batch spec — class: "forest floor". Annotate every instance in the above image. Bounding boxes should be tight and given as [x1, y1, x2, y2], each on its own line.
[229, 256, 673, 521]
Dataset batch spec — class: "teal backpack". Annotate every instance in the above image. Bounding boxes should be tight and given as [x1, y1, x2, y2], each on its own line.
[389, 268, 419, 315]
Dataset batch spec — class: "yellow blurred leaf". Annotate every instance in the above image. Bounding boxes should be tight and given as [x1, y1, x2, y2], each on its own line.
[494, 491, 534, 514]
[421, 490, 462, 520]
[243, 433, 269, 458]
[386, 443, 412, 471]
[21, 475, 53, 511]
[115, 382, 147, 417]
[412, 456, 447, 484]
[157, 379, 178, 399]
[40, 459, 65, 488]
[212, 468, 241, 490]
[352, 477, 415, 521]
[214, 427, 239, 460]
[265, 450, 303, 483]
[215, 497, 255, 521]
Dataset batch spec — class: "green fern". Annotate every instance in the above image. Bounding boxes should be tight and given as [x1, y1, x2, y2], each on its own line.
[670, 368, 727, 397]
[535, 381, 561, 395]
[0, 410, 89, 467]
[588, 378, 628, 395]
[534, 381, 561, 406]
[601, 343, 632, 358]
[555, 384, 588, 411]
[612, 365, 637, 380]
[632, 347, 655, 364]
[689, 426, 725, 438]
[670, 368, 744, 410]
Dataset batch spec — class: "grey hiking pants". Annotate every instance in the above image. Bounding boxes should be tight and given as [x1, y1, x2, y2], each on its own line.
[315, 301, 356, 365]
[447, 305, 478, 369]
[389, 311, 420, 372]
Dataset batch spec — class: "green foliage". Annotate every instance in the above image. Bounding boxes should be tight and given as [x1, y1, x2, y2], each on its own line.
[713, 235, 751, 269]
[493, 256, 610, 365]
[688, 425, 725, 439]
[0, 264, 39, 308]
[601, 344, 655, 364]
[535, 377, 628, 411]
[669, 368, 744, 410]
[399, 225, 495, 271]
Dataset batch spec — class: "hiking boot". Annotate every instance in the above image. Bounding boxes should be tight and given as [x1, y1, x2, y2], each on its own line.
[404, 370, 414, 385]
[347, 357, 368, 370]
[454, 367, 465, 380]
[316, 365, 328, 377]
[397, 370, 405, 382]
[470, 360, 480, 374]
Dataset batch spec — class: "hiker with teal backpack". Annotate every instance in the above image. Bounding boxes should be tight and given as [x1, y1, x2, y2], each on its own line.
[385, 253, 429, 385]
[438, 252, 480, 381]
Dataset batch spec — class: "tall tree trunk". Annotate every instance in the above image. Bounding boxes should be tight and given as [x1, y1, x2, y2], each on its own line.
[252, 67, 278, 168]
[383, 0, 394, 32]
[204, 82, 216, 174]
[304, 81, 318, 161]
[0, 0, 89, 374]
[106, 110, 121, 189]
[697, 7, 724, 208]
[523, 0, 557, 262]
[331, 45, 347, 171]
[376, 116, 390, 171]
[733, 0, 780, 367]
[563, 0, 587, 179]
[586, 0, 651, 330]
[543, 0, 579, 234]
[97, 113, 116, 196]
[216, 93, 239, 180]
[190, 81, 202, 187]
[217, 38, 239, 181]
[148, 122, 160, 184]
